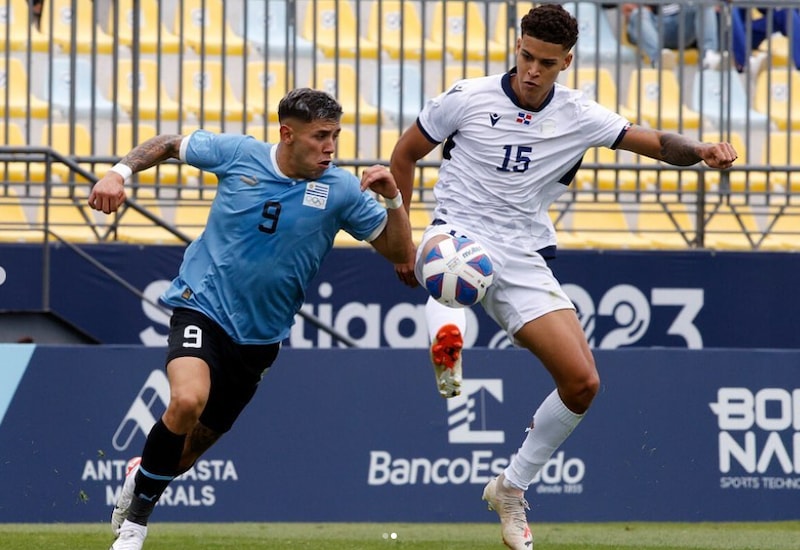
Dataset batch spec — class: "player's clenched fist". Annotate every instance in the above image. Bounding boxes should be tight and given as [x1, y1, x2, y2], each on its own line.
[88, 173, 127, 214]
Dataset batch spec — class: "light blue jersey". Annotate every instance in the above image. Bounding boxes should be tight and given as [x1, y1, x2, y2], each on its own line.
[160, 130, 388, 344]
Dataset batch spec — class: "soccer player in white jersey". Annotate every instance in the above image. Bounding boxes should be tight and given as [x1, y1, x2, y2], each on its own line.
[89, 88, 413, 550]
[390, 5, 737, 549]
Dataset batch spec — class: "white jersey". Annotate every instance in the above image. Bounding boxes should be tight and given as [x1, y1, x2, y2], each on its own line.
[417, 69, 630, 254]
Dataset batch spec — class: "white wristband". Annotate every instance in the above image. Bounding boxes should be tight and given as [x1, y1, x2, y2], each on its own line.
[384, 191, 403, 210]
[110, 163, 132, 183]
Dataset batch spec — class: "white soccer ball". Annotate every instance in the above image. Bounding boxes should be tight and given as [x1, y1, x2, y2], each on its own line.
[422, 236, 494, 308]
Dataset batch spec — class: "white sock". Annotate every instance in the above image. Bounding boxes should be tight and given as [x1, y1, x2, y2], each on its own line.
[425, 296, 466, 341]
[503, 389, 584, 491]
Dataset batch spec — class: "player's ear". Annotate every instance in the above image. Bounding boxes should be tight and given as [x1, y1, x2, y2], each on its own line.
[279, 123, 293, 144]
[562, 52, 573, 72]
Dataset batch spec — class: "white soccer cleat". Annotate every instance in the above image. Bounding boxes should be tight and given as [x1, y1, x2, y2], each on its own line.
[429, 324, 463, 398]
[110, 520, 147, 550]
[111, 457, 141, 535]
[482, 474, 533, 549]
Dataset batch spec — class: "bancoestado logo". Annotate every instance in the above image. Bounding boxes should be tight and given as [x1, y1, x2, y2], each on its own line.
[709, 387, 800, 490]
[81, 370, 239, 507]
[367, 379, 586, 495]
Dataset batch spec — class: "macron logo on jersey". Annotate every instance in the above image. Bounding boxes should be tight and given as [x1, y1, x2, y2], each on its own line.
[489, 113, 501, 127]
[303, 182, 330, 210]
[515, 112, 533, 125]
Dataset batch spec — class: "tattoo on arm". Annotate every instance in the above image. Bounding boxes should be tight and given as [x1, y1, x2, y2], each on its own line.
[659, 134, 702, 166]
[120, 134, 183, 173]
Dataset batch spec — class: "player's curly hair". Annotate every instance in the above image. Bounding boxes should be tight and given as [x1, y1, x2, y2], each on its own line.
[520, 4, 579, 51]
[278, 88, 343, 123]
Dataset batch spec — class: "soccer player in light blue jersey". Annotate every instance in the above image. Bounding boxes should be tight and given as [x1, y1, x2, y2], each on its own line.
[89, 88, 413, 550]
[390, 5, 737, 549]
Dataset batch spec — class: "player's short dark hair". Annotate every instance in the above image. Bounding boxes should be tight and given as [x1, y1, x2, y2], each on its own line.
[520, 4, 579, 51]
[278, 88, 343, 123]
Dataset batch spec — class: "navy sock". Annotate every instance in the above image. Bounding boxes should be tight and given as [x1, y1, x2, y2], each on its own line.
[128, 419, 186, 526]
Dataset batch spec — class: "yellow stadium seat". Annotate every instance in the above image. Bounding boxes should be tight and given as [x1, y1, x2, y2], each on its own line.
[114, 59, 181, 121]
[442, 65, 486, 92]
[759, 33, 790, 67]
[0, 189, 39, 242]
[40, 123, 96, 182]
[173, 202, 211, 241]
[429, 1, 506, 61]
[173, 0, 246, 55]
[0, 0, 48, 52]
[633, 154, 700, 193]
[634, 203, 695, 248]
[302, 1, 379, 59]
[567, 202, 653, 249]
[110, 0, 181, 54]
[180, 60, 255, 123]
[758, 132, 800, 193]
[109, 200, 183, 245]
[0, 58, 49, 118]
[574, 147, 644, 192]
[566, 67, 636, 120]
[308, 63, 379, 125]
[702, 204, 760, 250]
[245, 61, 289, 123]
[0, 122, 47, 182]
[755, 69, 800, 131]
[625, 69, 700, 130]
[366, 1, 441, 60]
[34, 191, 108, 243]
[40, 0, 115, 54]
[759, 206, 800, 250]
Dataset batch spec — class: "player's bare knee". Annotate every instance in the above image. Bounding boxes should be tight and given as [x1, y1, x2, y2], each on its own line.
[164, 393, 205, 430]
[561, 366, 599, 414]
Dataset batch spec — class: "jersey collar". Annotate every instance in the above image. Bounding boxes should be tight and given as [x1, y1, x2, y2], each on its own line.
[502, 67, 556, 112]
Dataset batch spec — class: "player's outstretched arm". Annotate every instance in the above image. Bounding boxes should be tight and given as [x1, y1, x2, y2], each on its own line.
[618, 125, 738, 170]
[88, 134, 184, 214]
[388, 124, 439, 287]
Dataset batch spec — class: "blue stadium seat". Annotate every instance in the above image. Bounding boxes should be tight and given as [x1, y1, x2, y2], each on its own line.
[563, 2, 636, 65]
[240, 0, 315, 56]
[44, 57, 120, 119]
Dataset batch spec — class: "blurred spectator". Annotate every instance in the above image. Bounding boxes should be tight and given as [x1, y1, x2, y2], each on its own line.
[731, 7, 800, 73]
[30, 0, 43, 27]
[623, 3, 722, 69]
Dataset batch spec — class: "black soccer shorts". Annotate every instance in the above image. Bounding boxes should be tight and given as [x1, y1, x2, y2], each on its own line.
[165, 307, 280, 434]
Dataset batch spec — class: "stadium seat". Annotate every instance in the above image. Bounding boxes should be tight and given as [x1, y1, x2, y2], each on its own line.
[759, 33, 790, 67]
[633, 153, 700, 193]
[0, 189, 39, 242]
[44, 57, 120, 119]
[429, 1, 506, 61]
[634, 203, 696, 248]
[372, 64, 426, 127]
[366, 1, 441, 60]
[566, 202, 653, 249]
[114, 59, 182, 121]
[754, 69, 800, 131]
[109, 199, 183, 245]
[244, 61, 290, 123]
[0, 58, 49, 118]
[758, 132, 800, 193]
[32, 179, 108, 243]
[441, 65, 486, 92]
[566, 67, 636, 120]
[702, 204, 760, 250]
[0, 0, 48, 52]
[625, 69, 700, 130]
[301, 0, 379, 59]
[490, 1, 536, 58]
[173, 202, 211, 241]
[573, 147, 643, 192]
[691, 68, 770, 131]
[308, 64, 379, 125]
[109, 0, 181, 54]
[563, 2, 637, 65]
[39, 122, 96, 182]
[180, 60, 255, 123]
[240, 0, 315, 56]
[39, 0, 115, 54]
[0, 122, 47, 182]
[759, 205, 800, 250]
[173, 0, 246, 55]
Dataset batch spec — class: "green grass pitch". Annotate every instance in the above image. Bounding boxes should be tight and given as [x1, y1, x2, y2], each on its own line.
[1, 522, 799, 549]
